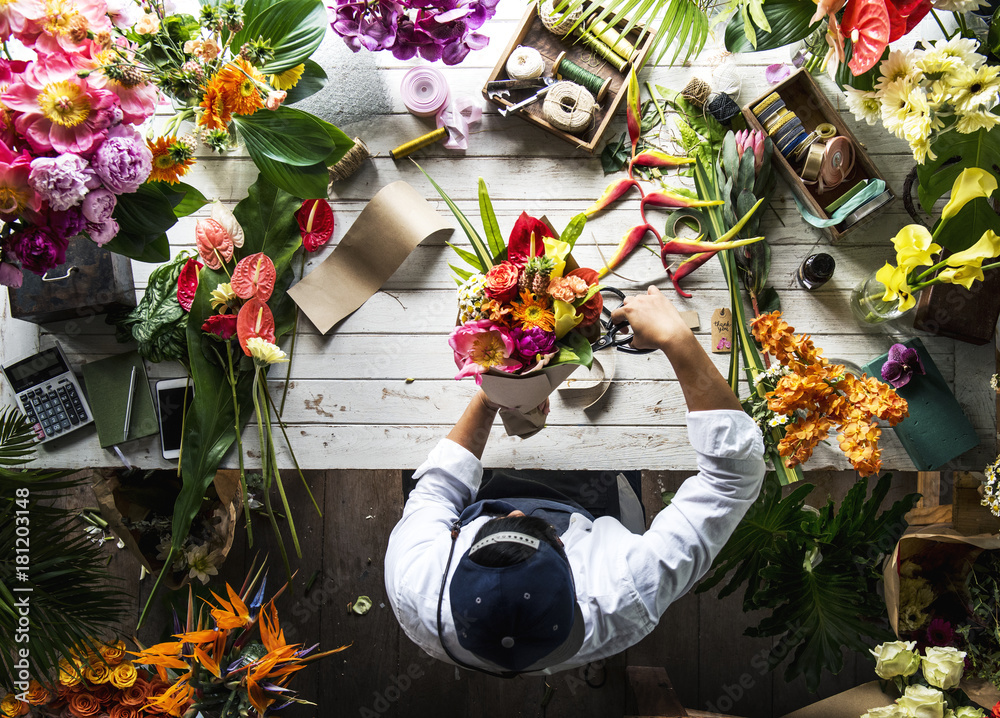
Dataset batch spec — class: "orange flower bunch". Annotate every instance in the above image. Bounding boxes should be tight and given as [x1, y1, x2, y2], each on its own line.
[1, 640, 169, 718]
[750, 311, 909, 476]
[199, 58, 267, 130]
[132, 580, 348, 717]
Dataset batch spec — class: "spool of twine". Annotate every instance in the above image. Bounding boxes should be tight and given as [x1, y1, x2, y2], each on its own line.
[542, 81, 596, 134]
[506, 46, 545, 80]
[553, 51, 611, 103]
[538, 0, 582, 35]
[329, 138, 370, 182]
[707, 93, 741, 123]
[588, 19, 637, 61]
[575, 31, 629, 73]
[681, 78, 711, 108]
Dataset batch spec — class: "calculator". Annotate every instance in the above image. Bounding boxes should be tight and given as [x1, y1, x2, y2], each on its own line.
[2, 343, 93, 443]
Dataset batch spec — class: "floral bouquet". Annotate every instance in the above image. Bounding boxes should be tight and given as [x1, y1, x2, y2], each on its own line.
[748, 311, 908, 476]
[419, 167, 599, 436]
[133, 575, 348, 718]
[1, 639, 174, 718]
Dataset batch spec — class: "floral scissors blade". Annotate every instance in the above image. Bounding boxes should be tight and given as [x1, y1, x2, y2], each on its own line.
[591, 287, 655, 355]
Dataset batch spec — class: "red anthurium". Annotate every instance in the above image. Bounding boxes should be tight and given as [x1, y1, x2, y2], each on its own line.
[295, 199, 335, 252]
[177, 256, 203, 312]
[566, 268, 603, 327]
[842, 0, 890, 75]
[202, 313, 238, 340]
[231, 252, 276, 301]
[597, 224, 654, 279]
[507, 212, 555, 264]
[885, 0, 929, 40]
[585, 178, 640, 217]
[236, 298, 276, 356]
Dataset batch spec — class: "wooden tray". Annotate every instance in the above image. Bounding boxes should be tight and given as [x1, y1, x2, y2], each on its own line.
[483, 2, 654, 154]
[742, 69, 894, 242]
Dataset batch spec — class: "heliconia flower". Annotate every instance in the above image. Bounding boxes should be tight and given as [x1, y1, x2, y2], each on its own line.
[295, 199, 334, 252]
[631, 150, 693, 169]
[176, 256, 203, 312]
[585, 178, 639, 217]
[507, 212, 554, 264]
[449, 319, 522, 381]
[202, 313, 238, 340]
[246, 337, 289, 365]
[734, 129, 766, 174]
[195, 218, 233, 270]
[231, 252, 276, 301]
[626, 67, 640, 156]
[597, 224, 653, 279]
[668, 251, 717, 297]
[640, 190, 724, 216]
[211, 200, 244, 248]
[660, 234, 765, 256]
[237, 297, 276, 356]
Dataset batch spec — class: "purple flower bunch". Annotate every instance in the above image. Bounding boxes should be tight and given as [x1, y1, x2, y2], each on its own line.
[511, 326, 556, 364]
[329, 0, 498, 65]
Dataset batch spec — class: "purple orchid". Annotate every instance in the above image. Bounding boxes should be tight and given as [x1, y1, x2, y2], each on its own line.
[881, 343, 925, 389]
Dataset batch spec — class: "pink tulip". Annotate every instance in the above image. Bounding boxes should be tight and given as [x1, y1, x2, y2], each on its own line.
[449, 320, 522, 382]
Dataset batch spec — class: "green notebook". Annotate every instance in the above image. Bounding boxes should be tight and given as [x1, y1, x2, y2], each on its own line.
[81, 352, 157, 447]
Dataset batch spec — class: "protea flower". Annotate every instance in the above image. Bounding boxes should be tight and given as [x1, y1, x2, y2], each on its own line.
[735, 129, 765, 174]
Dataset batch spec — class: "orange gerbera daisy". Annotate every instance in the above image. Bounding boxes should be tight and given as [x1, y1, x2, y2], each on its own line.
[511, 290, 555, 332]
[147, 135, 195, 184]
[215, 58, 266, 116]
[198, 78, 233, 130]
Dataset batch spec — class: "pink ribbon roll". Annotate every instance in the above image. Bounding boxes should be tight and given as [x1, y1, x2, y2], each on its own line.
[401, 66, 450, 117]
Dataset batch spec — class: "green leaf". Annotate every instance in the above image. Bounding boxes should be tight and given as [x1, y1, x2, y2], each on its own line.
[549, 329, 594, 369]
[232, 0, 327, 74]
[0, 406, 36, 465]
[412, 160, 491, 270]
[233, 106, 334, 166]
[737, 149, 756, 195]
[151, 181, 209, 218]
[601, 131, 630, 174]
[114, 252, 193, 364]
[243, 151, 329, 199]
[479, 178, 505, 261]
[725, 0, 820, 52]
[106, 184, 180, 263]
[282, 59, 326, 105]
[747, 0, 771, 33]
[757, 285, 781, 314]
[935, 197, 1000, 253]
[319, 117, 355, 168]
[446, 242, 484, 272]
[560, 214, 588, 251]
[449, 264, 475, 283]
[722, 131, 739, 180]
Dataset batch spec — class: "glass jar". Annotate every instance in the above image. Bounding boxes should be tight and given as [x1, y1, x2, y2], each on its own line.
[850, 271, 913, 324]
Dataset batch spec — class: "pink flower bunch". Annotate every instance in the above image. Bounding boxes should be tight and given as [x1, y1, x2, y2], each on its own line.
[0, 0, 160, 286]
[734, 129, 765, 174]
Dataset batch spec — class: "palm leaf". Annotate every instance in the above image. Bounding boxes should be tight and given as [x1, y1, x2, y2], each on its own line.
[411, 160, 493, 271]
[0, 408, 36, 466]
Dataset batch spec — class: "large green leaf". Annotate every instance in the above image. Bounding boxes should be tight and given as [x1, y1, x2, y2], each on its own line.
[935, 197, 1000, 253]
[320, 117, 355, 168]
[233, 106, 334, 166]
[114, 252, 192, 364]
[917, 124, 1000, 224]
[549, 329, 594, 369]
[246, 152, 329, 199]
[283, 59, 326, 105]
[233, 0, 327, 74]
[107, 184, 180, 262]
[479, 178, 504, 261]
[725, 0, 820, 52]
[560, 213, 588, 251]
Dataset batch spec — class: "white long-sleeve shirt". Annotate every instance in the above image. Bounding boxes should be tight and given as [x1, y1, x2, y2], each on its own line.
[385, 410, 766, 675]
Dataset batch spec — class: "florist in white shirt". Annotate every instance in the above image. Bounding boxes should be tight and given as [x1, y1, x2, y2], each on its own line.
[385, 286, 766, 677]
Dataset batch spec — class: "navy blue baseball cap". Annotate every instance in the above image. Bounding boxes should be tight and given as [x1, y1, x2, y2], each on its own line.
[449, 531, 585, 672]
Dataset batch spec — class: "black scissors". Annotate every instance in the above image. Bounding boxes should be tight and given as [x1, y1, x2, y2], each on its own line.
[590, 287, 655, 355]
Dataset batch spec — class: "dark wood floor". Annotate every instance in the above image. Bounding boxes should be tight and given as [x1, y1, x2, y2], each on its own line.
[80, 467, 919, 718]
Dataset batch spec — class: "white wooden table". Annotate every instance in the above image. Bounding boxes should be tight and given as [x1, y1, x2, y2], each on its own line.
[2, 1, 997, 471]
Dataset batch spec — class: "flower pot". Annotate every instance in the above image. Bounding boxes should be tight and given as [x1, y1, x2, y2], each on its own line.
[850, 271, 913, 324]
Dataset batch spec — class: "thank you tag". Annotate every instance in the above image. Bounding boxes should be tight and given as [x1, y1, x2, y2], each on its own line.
[711, 308, 733, 353]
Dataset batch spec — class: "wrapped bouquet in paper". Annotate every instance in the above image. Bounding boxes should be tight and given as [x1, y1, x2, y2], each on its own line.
[416, 165, 601, 437]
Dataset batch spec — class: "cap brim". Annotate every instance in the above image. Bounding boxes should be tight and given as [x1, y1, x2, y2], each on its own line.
[521, 601, 585, 672]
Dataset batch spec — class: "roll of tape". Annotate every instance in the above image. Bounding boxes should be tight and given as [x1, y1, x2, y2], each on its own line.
[791, 130, 821, 164]
[819, 136, 854, 192]
[752, 92, 781, 116]
[816, 122, 837, 139]
[401, 66, 450, 117]
[800, 142, 824, 182]
[779, 129, 809, 159]
[767, 109, 797, 136]
[756, 97, 786, 126]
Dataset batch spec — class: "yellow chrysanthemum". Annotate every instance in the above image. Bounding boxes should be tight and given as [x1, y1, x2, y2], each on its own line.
[210, 282, 237, 313]
[247, 337, 288, 365]
[269, 64, 305, 91]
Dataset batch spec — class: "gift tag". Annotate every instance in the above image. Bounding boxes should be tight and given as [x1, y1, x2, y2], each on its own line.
[710, 308, 733, 353]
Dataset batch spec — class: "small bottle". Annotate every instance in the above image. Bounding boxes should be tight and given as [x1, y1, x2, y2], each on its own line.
[797, 253, 835, 290]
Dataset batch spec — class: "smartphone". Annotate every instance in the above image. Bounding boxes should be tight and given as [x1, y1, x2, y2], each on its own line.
[156, 378, 193, 460]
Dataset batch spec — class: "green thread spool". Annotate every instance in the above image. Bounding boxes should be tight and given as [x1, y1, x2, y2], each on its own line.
[573, 31, 630, 73]
[588, 19, 637, 61]
[553, 51, 612, 103]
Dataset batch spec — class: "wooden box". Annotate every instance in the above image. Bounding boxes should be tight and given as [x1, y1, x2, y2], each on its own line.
[483, 2, 654, 153]
[8, 238, 136, 324]
[912, 270, 1000, 345]
[742, 69, 894, 242]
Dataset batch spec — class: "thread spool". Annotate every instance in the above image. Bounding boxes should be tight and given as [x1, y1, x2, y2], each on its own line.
[389, 127, 448, 160]
[791, 130, 821, 164]
[401, 66, 450, 117]
[506, 46, 544, 80]
[538, 0, 582, 35]
[575, 30, 630, 72]
[708, 93, 741, 123]
[752, 92, 781, 116]
[542, 81, 596, 133]
[588, 19, 637, 61]
[329, 137, 370, 182]
[681, 78, 711, 108]
[553, 52, 611, 103]
[818, 136, 854, 192]
[816, 122, 837, 139]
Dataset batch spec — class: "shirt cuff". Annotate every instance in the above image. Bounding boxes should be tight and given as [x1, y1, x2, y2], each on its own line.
[412, 438, 485, 492]
[686, 410, 764, 461]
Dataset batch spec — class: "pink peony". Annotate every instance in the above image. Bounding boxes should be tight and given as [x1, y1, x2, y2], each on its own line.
[88, 40, 159, 125]
[449, 319, 522, 382]
[2, 54, 119, 155]
[0, 141, 41, 219]
[20, 0, 112, 55]
[0, 0, 42, 42]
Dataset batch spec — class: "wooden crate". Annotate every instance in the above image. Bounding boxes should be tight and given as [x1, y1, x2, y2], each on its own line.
[482, 2, 653, 153]
[742, 69, 894, 243]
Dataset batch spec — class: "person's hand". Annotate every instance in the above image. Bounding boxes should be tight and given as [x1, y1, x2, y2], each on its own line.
[609, 286, 691, 352]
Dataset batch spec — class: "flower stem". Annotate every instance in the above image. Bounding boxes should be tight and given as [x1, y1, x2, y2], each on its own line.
[226, 346, 253, 547]
[931, 9, 951, 38]
[261, 377, 301, 561]
[265, 387, 321, 516]
[214, 249, 232, 279]
[252, 369, 291, 581]
[279, 253, 305, 414]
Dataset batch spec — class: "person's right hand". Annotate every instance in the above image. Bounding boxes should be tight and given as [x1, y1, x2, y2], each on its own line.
[609, 286, 691, 351]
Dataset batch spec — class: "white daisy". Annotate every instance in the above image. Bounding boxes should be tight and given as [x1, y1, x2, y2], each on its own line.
[930, 0, 987, 14]
[956, 110, 1000, 133]
[881, 77, 917, 137]
[876, 49, 919, 92]
[845, 86, 881, 125]
[948, 63, 1000, 113]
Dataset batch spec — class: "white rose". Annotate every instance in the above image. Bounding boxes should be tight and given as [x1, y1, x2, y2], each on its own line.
[862, 706, 908, 718]
[871, 641, 921, 679]
[897, 684, 946, 718]
[921, 646, 967, 691]
[952, 707, 984, 718]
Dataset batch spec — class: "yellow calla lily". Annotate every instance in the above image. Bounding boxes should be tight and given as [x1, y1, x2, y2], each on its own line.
[875, 262, 916, 312]
[937, 264, 985, 290]
[543, 237, 572, 279]
[553, 299, 583, 339]
[945, 230, 1000, 268]
[941, 168, 998, 221]
[891, 224, 940, 271]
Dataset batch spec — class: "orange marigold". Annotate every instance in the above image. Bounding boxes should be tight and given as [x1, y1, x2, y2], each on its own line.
[214, 58, 266, 116]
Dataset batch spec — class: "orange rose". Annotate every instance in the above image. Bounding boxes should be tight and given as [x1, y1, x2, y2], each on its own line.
[84, 661, 112, 685]
[100, 641, 127, 665]
[109, 705, 140, 718]
[483, 261, 520, 302]
[91, 683, 116, 703]
[119, 679, 147, 708]
[0, 694, 29, 718]
[110, 662, 137, 689]
[67, 691, 102, 718]
[24, 680, 51, 706]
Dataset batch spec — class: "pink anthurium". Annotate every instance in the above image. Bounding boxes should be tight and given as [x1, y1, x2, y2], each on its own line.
[236, 298, 276, 356]
[195, 218, 233, 270]
[231, 252, 276, 301]
[295, 199, 335, 252]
